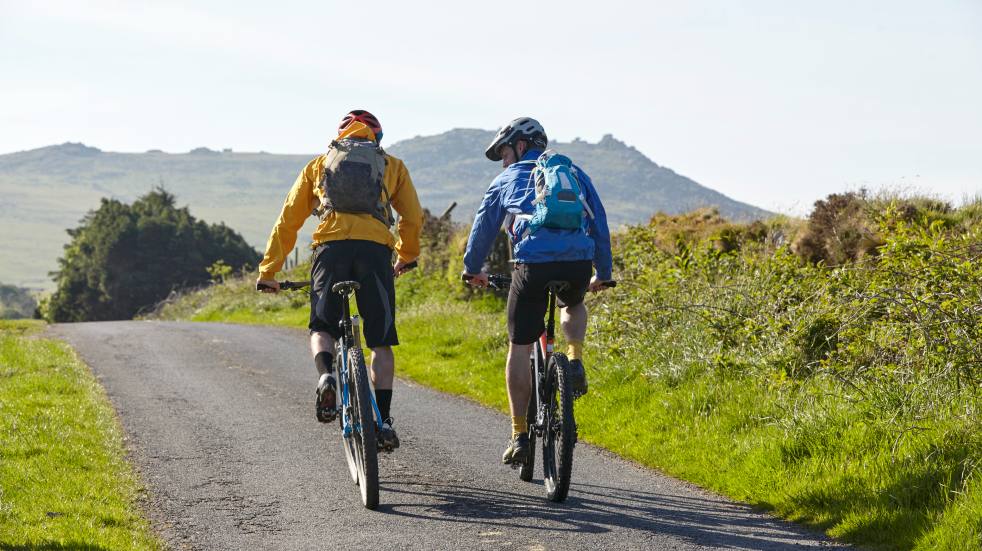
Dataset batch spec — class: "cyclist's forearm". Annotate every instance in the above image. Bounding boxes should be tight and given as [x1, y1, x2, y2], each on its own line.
[390, 165, 424, 262]
[463, 216, 500, 273]
[463, 232, 493, 274]
[259, 162, 319, 278]
[594, 240, 613, 280]
[394, 212, 423, 263]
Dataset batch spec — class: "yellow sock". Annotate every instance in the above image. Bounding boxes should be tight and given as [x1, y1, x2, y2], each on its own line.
[567, 341, 583, 361]
[511, 415, 527, 437]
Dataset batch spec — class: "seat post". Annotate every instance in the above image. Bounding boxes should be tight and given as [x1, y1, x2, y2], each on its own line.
[546, 289, 557, 345]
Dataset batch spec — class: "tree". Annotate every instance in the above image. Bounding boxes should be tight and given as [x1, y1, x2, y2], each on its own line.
[47, 189, 259, 321]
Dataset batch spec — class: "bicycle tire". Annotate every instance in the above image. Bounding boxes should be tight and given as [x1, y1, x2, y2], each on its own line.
[519, 345, 543, 482]
[336, 348, 359, 485]
[350, 347, 379, 509]
[542, 353, 576, 502]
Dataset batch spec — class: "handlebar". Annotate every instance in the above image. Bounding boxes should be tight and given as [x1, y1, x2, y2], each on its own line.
[461, 273, 616, 292]
[257, 280, 310, 291]
[461, 273, 512, 290]
[396, 259, 419, 276]
[256, 260, 418, 292]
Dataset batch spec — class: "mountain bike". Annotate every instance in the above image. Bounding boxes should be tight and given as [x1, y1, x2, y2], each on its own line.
[258, 260, 415, 510]
[463, 272, 615, 502]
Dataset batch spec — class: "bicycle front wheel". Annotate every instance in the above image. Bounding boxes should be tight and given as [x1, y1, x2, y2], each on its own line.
[542, 353, 576, 502]
[349, 347, 379, 509]
[334, 344, 358, 484]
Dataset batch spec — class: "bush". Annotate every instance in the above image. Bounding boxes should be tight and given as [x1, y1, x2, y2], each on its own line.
[793, 191, 881, 265]
[47, 189, 259, 322]
[597, 196, 982, 432]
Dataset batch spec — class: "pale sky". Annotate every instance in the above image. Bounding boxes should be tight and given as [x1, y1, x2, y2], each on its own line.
[2, 0, 980, 214]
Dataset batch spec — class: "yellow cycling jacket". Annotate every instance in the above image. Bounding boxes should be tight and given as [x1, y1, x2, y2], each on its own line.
[258, 122, 423, 280]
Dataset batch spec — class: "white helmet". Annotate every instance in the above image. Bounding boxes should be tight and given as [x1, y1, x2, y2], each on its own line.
[485, 117, 548, 161]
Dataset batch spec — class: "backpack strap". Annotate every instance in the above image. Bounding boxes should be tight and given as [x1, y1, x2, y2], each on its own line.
[570, 166, 595, 220]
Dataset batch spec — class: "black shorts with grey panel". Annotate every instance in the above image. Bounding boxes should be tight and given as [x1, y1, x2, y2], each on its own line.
[309, 240, 398, 348]
[507, 260, 593, 345]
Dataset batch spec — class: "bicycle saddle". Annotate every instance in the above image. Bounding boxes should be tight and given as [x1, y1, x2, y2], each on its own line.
[332, 280, 360, 294]
[545, 280, 570, 293]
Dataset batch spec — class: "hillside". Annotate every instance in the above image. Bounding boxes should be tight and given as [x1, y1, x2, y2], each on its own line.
[0, 132, 768, 289]
[387, 129, 768, 225]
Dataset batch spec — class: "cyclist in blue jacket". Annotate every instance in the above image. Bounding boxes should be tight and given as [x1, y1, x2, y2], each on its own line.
[463, 117, 614, 465]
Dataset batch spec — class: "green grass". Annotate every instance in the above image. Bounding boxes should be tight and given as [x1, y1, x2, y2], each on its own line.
[0, 320, 164, 550]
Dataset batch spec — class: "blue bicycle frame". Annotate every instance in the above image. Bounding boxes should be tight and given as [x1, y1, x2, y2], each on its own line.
[336, 315, 382, 439]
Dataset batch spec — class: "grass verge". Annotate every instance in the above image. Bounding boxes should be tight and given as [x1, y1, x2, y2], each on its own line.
[0, 320, 164, 550]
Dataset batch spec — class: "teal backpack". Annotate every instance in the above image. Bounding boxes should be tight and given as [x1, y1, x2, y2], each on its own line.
[528, 150, 594, 234]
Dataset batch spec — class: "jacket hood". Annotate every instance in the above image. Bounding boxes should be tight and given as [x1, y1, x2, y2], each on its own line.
[337, 121, 377, 142]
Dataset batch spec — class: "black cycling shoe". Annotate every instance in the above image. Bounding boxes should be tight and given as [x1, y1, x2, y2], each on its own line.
[377, 418, 400, 451]
[502, 433, 530, 465]
[568, 359, 588, 397]
[315, 375, 337, 423]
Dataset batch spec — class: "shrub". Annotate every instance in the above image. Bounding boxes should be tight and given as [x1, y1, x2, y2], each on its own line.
[47, 189, 259, 322]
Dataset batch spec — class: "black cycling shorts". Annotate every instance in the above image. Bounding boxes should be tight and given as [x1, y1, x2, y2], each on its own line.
[507, 261, 593, 345]
[309, 240, 398, 348]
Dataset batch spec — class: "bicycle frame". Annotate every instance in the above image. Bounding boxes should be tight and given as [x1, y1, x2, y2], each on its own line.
[259, 279, 384, 437]
[463, 271, 614, 499]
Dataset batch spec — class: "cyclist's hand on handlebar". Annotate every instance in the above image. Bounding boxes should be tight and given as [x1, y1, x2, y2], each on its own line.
[462, 272, 489, 288]
[393, 258, 418, 278]
[256, 278, 280, 293]
[588, 276, 615, 292]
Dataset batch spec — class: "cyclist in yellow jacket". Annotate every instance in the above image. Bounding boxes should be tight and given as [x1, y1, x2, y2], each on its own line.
[256, 110, 423, 448]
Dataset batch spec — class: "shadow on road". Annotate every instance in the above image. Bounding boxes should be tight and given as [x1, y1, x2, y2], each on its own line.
[379, 479, 848, 550]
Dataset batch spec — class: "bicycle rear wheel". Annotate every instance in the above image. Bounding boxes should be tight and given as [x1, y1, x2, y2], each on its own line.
[542, 353, 576, 502]
[349, 347, 379, 509]
[519, 345, 543, 482]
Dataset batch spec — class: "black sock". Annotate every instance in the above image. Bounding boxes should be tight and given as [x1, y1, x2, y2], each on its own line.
[314, 351, 333, 378]
[375, 389, 393, 421]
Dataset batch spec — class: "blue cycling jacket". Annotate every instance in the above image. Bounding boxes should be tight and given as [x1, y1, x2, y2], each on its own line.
[463, 149, 613, 280]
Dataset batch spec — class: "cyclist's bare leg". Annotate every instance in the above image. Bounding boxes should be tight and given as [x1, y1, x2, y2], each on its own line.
[560, 302, 587, 342]
[371, 346, 398, 444]
[560, 302, 589, 394]
[506, 343, 533, 421]
[310, 331, 336, 376]
[369, 346, 394, 389]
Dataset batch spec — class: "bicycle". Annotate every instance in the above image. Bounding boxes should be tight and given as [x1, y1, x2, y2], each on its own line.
[258, 260, 415, 510]
[463, 272, 615, 502]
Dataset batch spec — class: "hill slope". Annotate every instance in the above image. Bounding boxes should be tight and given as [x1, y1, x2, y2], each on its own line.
[388, 129, 767, 225]
[0, 133, 767, 288]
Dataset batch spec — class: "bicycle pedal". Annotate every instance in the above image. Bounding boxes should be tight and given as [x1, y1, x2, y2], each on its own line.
[316, 408, 338, 423]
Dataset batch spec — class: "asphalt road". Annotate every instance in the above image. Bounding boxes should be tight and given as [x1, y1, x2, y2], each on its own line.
[53, 321, 849, 550]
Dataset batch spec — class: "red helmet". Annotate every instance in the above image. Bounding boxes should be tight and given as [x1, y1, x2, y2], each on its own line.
[338, 109, 383, 142]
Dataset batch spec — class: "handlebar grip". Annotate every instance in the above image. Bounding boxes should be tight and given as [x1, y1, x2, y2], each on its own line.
[461, 273, 474, 282]
[256, 282, 276, 291]
[602, 280, 617, 288]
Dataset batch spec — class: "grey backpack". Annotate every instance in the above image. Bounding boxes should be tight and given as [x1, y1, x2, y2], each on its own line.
[314, 138, 394, 226]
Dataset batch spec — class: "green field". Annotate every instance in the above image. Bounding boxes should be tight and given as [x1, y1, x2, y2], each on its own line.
[0, 320, 163, 550]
